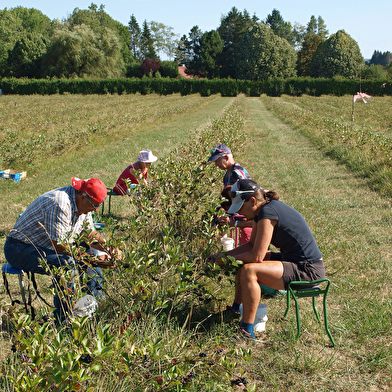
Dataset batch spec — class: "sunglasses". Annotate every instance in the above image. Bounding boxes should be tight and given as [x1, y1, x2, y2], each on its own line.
[228, 190, 256, 200]
[210, 147, 225, 154]
[86, 196, 102, 210]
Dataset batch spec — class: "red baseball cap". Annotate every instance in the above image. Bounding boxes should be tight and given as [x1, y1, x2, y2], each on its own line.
[71, 177, 107, 204]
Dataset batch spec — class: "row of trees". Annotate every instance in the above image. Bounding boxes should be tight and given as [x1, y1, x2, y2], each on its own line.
[176, 8, 392, 81]
[0, 4, 178, 79]
[0, 5, 129, 78]
[176, 10, 332, 80]
[0, 4, 391, 81]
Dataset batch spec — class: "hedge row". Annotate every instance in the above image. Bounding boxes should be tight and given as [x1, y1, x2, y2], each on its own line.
[0, 77, 390, 97]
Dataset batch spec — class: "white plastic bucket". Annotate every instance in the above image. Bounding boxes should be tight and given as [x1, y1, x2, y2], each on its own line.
[220, 235, 234, 251]
[73, 295, 98, 317]
[239, 303, 268, 332]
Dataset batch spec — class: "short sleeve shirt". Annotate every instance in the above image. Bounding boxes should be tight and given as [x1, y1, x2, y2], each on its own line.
[9, 186, 94, 250]
[254, 200, 322, 263]
[113, 162, 149, 195]
[223, 163, 250, 187]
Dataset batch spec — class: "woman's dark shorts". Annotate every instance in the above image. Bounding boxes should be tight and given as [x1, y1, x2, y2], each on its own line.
[269, 252, 326, 289]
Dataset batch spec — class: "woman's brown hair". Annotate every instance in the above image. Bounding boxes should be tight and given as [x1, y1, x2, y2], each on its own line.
[253, 188, 280, 202]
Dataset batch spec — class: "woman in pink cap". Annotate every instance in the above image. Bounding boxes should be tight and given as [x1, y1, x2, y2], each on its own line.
[113, 149, 158, 195]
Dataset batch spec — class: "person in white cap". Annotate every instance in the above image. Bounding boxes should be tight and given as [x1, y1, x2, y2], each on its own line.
[207, 179, 325, 340]
[113, 149, 158, 195]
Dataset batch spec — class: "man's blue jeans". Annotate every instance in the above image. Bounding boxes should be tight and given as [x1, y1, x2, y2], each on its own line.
[4, 237, 102, 321]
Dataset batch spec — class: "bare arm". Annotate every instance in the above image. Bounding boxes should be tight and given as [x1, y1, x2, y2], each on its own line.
[51, 230, 121, 269]
[234, 218, 276, 263]
[50, 240, 69, 255]
[88, 230, 122, 268]
[217, 215, 253, 228]
[210, 218, 276, 266]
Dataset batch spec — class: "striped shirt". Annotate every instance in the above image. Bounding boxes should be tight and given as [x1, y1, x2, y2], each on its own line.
[223, 163, 250, 187]
[8, 186, 94, 250]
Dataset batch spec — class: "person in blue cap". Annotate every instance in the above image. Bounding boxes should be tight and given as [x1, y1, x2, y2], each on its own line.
[207, 144, 253, 243]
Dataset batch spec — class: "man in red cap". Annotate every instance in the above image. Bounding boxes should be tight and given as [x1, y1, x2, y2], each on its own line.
[4, 177, 121, 322]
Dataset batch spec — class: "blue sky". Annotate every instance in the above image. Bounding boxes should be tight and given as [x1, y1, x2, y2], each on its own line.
[3, 0, 391, 59]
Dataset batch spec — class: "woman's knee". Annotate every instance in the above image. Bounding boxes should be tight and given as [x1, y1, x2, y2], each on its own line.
[239, 263, 259, 283]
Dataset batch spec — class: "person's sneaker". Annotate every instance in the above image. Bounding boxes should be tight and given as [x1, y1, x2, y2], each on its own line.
[237, 328, 262, 342]
[222, 305, 241, 321]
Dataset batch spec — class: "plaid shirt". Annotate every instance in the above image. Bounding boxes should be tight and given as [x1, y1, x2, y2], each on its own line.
[9, 186, 94, 250]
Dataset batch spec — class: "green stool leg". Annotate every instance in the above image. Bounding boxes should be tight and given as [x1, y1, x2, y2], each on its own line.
[100, 188, 113, 217]
[322, 282, 335, 347]
[107, 191, 112, 217]
[283, 290, 291, 319]
[292, 292, 301, 339]
[312, 296, 321, 322]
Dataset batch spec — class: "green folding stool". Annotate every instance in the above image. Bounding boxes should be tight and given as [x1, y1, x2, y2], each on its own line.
[101, 187, 120, 217]
[283, 278, 335, 347]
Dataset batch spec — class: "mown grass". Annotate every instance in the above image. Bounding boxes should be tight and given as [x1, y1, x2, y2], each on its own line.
[1, 93, 392, 391]
[261, 94, 392, 196]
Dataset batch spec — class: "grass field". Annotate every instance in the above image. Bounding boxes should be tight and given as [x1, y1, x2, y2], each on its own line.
[1, 93, 392, 391]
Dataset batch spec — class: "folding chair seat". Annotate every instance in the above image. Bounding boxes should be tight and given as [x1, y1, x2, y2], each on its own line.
[2, 262, 51, 320]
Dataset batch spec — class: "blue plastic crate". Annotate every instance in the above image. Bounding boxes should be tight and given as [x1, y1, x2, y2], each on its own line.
[1, 169, 26, 182]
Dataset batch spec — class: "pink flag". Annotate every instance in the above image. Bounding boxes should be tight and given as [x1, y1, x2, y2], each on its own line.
[353, 92, 371, 104]
[382, 83, 386, 87]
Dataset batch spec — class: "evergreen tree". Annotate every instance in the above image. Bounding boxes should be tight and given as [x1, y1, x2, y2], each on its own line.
[140, 20, 158, 60]
[297, 15, 329, 76]
[189, 30, 223, 78]
[128, 14, 141, 61]
[310, 30, 365, 78]
[234, 22, 297, 80]
[306, 15, 318, 34]
[265, 9, 294, 45]
[297, 33, 323, 76]
[175, 25, 202, 67]
[175, 34, 189, 65]
[369, 50, 392, 67]
[317, 16, 328, 38]
[217, 7, 255, 78]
